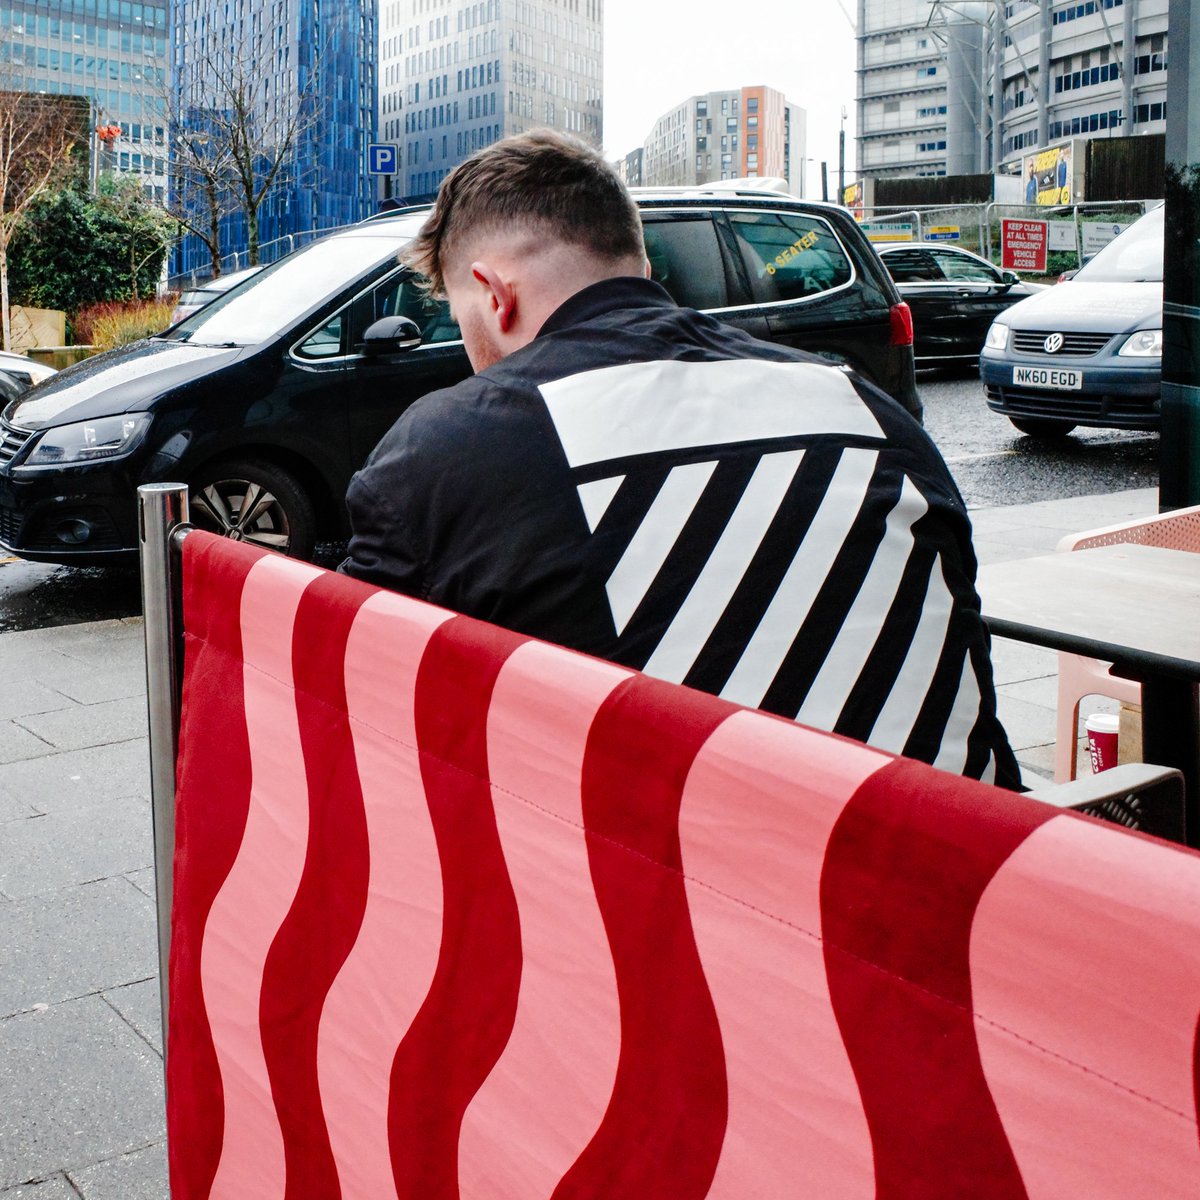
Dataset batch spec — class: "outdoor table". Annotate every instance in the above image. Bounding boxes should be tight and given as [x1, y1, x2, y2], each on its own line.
[977, 543, 1200, 846]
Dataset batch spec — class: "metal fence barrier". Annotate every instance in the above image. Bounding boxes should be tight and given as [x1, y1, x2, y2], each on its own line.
[853, 199, 1153, 269]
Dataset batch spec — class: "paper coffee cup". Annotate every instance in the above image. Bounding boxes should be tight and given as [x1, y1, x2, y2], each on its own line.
[1085, 712, 1120, 774]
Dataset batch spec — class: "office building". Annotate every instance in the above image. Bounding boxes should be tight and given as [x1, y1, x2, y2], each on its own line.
[855, 0, 960, 181]
[172, 0, 377, 275]
[856, 0, 1170, 180]
[639, 86, 806, 194]
[0, 0, 170, 199]
[380, 0, 603, 202]
[993, 0, 1167, 169]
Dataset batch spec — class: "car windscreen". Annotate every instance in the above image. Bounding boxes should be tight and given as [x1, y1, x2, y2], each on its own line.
[169, 233, 411, 346]
[1074, 208, 1163, 284]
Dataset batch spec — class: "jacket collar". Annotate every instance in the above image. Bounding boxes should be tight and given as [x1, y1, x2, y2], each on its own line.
[536, 276, 678, 338]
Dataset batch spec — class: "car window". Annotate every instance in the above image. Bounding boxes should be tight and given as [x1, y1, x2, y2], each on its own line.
[727, 211, 853, 304]
[929, 249, 1001, 284]
[372, 274, 462, 344]
[295, 315, 346, 359]
[294, 269, 461, 360]
[881, 248, 943, 283]
[642, 216, 728, 310]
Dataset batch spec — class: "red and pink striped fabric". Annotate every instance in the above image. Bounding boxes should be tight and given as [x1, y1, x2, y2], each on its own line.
[168, 531, 1200, 1199]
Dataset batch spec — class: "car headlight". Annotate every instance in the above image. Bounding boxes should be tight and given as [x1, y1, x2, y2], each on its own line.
[984, 323, 1010, 351]
[17, 413, 151, 471]
[1117, 329, 1162, 357]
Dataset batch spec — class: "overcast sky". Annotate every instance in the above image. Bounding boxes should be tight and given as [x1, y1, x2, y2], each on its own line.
[602, 1, 858, 199]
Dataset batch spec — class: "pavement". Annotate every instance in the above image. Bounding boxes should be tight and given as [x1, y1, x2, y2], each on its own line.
[0, 484, 1160, 1197]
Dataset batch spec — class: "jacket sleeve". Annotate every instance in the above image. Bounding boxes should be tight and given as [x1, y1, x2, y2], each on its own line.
[338, 468, 429, 599]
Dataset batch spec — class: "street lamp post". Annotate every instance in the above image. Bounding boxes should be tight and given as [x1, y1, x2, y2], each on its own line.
[838, 105, 847, 206]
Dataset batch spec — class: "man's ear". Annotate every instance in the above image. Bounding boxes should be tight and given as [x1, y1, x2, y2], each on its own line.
[643, 257, 652, 279]
[471, 260, 516, 333]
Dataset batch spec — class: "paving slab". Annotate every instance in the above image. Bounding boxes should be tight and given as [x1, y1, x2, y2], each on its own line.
[0, 722, 56, 766]
[0, 995, 164, 1191]
[0, 796, 152, 900]
[989, 636, 1058, 687]
[45, 666, 147, 708]
[0, 1177, 79, 1198]
[0, 878, 156, 1020]
[0, 683, 76, 723]
[67, 1142, 166, 1200]
[101, 979, 162, 1057]
[0, 795, 40, 824]
[0, 740, 149, 815]
[14, 698, 149, 755]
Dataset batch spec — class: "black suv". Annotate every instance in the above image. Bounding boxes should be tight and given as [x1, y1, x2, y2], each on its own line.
[0, 192, 918, 565]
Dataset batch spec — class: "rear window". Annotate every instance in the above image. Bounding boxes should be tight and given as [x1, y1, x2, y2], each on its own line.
[728, 211, 853, 304]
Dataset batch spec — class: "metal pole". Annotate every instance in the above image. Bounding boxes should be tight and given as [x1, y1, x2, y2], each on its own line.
[138, 483, 191, 1055]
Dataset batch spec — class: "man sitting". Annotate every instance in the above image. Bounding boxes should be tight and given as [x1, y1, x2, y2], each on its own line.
[341, 130, 1020, 788]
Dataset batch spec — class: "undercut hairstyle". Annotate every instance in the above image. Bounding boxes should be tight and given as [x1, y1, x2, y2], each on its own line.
[404, 129, 645, 298]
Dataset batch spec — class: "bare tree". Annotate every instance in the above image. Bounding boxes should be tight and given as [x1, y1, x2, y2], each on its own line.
[0, 90, 84, 349]
[169, 26, 318, 271]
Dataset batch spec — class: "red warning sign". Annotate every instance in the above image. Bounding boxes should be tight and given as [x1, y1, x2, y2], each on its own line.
[1001, 219, 1048, 273]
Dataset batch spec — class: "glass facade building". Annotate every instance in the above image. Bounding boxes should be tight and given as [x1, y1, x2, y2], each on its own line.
[172, 0, 377, 276]
[380, 0, 603, 202]
[0, 0, 170, 199]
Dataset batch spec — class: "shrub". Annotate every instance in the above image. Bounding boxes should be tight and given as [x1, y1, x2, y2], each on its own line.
[76, 298, 177, 350]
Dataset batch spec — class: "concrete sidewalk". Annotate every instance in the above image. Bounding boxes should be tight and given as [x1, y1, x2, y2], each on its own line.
[0, 485, 1159, 1197]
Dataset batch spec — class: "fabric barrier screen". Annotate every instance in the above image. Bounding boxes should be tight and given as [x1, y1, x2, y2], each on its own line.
[167, 531, 1200, 1199]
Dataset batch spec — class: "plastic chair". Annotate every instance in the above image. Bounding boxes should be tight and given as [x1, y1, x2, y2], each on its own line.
[1053, 505, 1200, 781]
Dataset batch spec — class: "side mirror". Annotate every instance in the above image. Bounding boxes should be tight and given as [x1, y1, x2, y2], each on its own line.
[1001, 270, 1021, 286]
[360, 316, 422, 357]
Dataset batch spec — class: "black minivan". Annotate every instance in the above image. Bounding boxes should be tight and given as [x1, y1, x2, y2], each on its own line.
[0, 194, 918, 565]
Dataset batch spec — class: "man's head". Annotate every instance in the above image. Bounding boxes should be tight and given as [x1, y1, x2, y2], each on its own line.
[405, 130, 648, 370]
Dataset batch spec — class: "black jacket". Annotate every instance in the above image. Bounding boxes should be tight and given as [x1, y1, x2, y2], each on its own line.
[342, 277, 1019, 787]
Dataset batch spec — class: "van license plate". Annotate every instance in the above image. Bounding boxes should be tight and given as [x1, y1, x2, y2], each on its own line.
[1013, 366, 1082, 390]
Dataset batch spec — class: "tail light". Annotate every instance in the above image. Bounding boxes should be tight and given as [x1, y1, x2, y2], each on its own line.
[889, 301, 913, 347]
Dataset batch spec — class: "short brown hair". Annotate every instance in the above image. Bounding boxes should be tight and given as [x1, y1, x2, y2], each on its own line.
[405, 129, 644, 297]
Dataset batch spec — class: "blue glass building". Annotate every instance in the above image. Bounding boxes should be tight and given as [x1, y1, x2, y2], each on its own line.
[172, 0, 377, 276]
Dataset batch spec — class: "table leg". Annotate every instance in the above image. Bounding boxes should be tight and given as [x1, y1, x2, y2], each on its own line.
[1139, 678, 1200, 847]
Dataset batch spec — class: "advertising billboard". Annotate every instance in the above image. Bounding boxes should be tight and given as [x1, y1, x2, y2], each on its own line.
[1021, 143, 1073, 207]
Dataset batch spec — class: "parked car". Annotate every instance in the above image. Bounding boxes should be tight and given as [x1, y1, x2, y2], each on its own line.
[0, 192, 918, 566]
[876, 242, 1044, 367]
[169, 265, 264, 324]
[980, 205, 1162, 438]
[0, 350, 56, 394]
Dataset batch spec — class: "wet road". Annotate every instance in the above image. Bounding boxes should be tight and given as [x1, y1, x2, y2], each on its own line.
[0, 369, 1160, 633]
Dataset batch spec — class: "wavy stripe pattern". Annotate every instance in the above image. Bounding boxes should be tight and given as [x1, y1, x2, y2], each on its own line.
[317, 593, 453, 1199]
[971, 817, 1200, 1200]
[201, 554, 325, 1199]
[679, 713, 885, 1198]
[460, 643, 632, 1197]
[168, 531, 1200, 1200]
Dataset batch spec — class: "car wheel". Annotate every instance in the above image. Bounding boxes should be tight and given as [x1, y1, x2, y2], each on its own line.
[1009, 417, 1076, 439]
[189, 458, 316, 559]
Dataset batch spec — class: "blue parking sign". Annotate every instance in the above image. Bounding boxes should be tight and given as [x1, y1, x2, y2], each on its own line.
[368, 143, 397, 175]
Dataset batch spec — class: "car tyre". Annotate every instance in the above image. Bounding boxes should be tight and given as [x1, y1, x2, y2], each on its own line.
[189, 458, 316, 559]
[1009, 417, 1076, 439]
